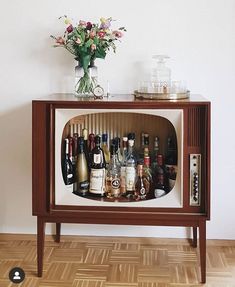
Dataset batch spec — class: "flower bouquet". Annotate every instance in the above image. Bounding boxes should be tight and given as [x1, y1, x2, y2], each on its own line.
[51, 16, 126, 96]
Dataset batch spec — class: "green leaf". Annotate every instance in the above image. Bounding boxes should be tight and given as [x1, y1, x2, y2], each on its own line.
[85, 39, 93, 48]
[95, 46, 106, 59]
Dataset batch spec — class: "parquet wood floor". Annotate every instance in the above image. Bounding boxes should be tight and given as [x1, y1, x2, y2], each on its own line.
[0, 234, 235, 287]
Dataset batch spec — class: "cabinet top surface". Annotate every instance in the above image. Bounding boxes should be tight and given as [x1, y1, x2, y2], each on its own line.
[33, 93, 210, 104]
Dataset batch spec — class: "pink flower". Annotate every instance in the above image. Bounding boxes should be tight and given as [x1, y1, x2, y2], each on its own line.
[113, 30, 123, 38]
[98, 31, 105, 38]
[66, 24, 73, 33]
[79, 20, 87, 27]
[56, 37, 65, 45]
[75, 38, 81, 44]
[91, 44, 96, 50]
[89, 30, 96, 38]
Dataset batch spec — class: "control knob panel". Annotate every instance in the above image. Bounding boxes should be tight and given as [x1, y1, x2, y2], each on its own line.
[190, 154, 201, 206]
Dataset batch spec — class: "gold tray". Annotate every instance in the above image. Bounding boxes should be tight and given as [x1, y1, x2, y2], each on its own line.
[134, 90, 190, 100]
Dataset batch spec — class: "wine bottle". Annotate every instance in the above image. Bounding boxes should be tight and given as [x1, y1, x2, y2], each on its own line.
[82, 128, 89, 167]
[120, 137, 128, 195]
[76, 137, 89, 196]
[151, 136, 160, 170]
[88, 133, 95, 169]
[165, 136, 177, 165]
[154, 154, 167, 198]
[105, 144, 121, 198]
[62, 138, 75, 186]
[89, 135, 106, 196]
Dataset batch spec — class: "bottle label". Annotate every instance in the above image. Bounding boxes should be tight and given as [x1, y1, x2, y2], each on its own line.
[89, 168, 105, 194]
[67, 173, 73, 179]
[78, 180, 89, 192]
[93, 154, 101, 164]
[126, 166, 136, 190]
[111, 178, 120, 189]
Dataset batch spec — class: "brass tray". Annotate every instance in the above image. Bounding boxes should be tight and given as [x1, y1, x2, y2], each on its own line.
[134, 90, 190, 100]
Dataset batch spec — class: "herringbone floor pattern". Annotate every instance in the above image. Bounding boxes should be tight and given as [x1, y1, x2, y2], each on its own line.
[0, 234, 235, 287]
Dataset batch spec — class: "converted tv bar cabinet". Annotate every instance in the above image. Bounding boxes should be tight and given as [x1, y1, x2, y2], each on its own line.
[32, 94, 210, 283]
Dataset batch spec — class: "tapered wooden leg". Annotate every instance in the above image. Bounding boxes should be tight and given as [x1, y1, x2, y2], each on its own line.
[55, 223, 61, 243]
[192, 227, 197, 247]
[37, 217, 45, 277]
[199, 220, 206, 283]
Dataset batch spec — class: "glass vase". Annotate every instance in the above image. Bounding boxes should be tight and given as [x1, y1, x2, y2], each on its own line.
[75, 60, 98, 97]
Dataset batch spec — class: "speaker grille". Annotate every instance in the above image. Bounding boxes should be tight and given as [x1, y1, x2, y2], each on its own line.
[188, 107, 202, 147]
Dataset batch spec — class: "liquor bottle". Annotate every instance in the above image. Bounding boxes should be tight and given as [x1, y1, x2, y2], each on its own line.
[82, 128, 89, 166]
[62, 138, 75, 186]
[165, 136, 177, 191]
[73, 125, 79, 162]
[73, 126, 79, 192]
[101, 133, 110, 165]
[76, 137, 89, 196]
[89, 135, 106, 196]
[143, 156, 153, 198]
[88, 133, 95, 168]
[105, 144, 121, 198]
[127, 132, 139, 161]
[68, 137, 76, 178]
[113, 137, 123, 164]
[165, 136, 177, 166]
[135, 164, 150, 200]
[154, 154, 167, 198]
[120, 137, 128, 195]
[125, 139, 137, 197]
[151, 136, 160, 170]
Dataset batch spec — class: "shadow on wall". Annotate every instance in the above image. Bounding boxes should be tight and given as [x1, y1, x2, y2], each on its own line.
[0, 103, 34, 232]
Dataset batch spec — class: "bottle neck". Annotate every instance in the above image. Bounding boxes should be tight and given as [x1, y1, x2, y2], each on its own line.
[78, 144, 84, 154]
[65, 139, 69, 155]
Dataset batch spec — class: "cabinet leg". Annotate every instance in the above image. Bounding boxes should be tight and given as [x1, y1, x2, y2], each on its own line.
[199, 220, 206, 284]
[192, 227, 197, 247]
[37, 217, 45, 277]
[55, 223, 61, 243]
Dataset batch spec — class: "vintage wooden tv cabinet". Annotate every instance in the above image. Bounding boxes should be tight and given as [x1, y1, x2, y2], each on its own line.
[32, 94, 210, 283]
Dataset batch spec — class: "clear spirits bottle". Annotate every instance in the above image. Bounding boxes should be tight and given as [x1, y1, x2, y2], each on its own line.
[125, 139, 137, 197]
[105, 144, 121, 198]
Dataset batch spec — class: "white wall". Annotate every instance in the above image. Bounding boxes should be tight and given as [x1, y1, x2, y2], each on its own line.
[0, 0, 235, 239]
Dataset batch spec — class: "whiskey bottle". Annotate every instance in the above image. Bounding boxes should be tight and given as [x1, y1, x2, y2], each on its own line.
[135, 164, 150, 200]
[76, 137, 89, 196]
[105, 144, 121, 198]
[89, 135, 106, 196]
[143, 156, 153, 198]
